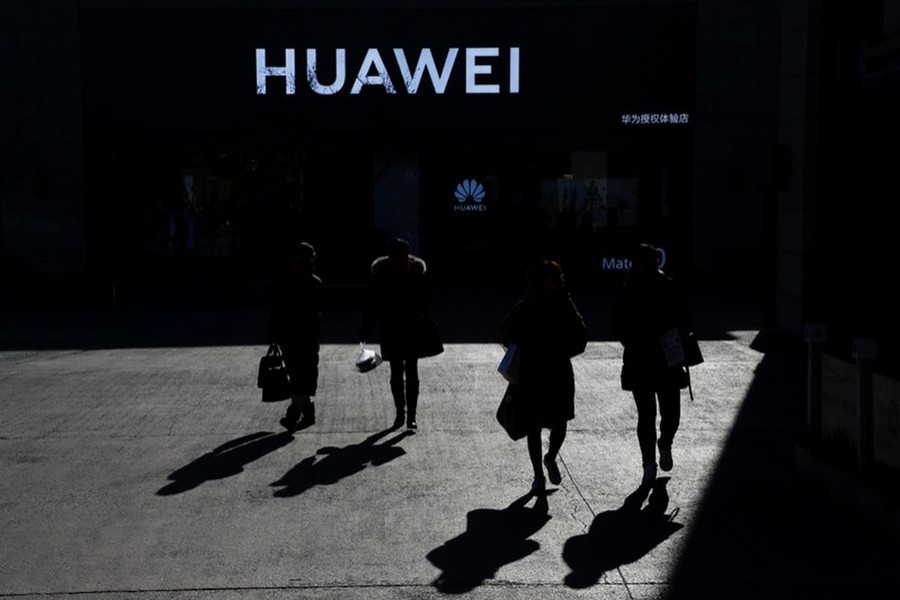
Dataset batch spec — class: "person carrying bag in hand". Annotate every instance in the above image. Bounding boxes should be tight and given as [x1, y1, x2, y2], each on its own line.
[360, 237, 439, 431]
[611, 242, 695, 485]
[500, 260, 588, 493]
[268, 241, 323, 433]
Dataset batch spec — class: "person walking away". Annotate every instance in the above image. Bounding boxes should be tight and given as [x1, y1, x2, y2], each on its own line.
[360, 237, 434, 431]
[611, 243, 694, 485]
[268, 241, 322, 432]
[501, 260, 588, 492]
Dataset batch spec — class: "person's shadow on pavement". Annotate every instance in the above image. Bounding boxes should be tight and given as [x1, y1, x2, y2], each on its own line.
[270, 427, 412, 497]
[157, 431, 294, 496]
[562, 477, 683, 588]
[426, 491, 553, 594]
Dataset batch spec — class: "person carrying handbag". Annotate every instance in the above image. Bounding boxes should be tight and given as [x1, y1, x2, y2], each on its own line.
[268, 241, 322, 432]
[500, 260, 588, 493]
[611, 243, 695, 485]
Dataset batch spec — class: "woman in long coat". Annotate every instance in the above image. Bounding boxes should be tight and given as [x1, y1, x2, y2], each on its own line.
[501, 260, 588, 492]
[360, 237, 438, 430]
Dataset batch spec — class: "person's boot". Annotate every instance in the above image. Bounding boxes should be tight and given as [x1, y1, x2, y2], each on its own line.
[279, 403, 302, 433]
[296, 401, 316, 429]
[390, 379, 405, 429]
[406, 379, 419, 430]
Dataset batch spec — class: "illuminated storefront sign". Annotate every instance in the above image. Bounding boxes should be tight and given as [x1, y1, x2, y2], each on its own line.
[453, 179, 487, 212]
[620, 113, 690, 125]
[81, 6, 695, 134]
[601, 247, 667, 271]
[256, 47, 521, 95]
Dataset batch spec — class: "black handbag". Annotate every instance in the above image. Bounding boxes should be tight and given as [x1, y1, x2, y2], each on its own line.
[258, 343, 291, 402]
[496, 384, 529, 441]
[682, 331, 704, 367]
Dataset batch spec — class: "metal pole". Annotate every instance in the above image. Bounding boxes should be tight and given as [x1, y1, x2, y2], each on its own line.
[804, 324, 826, 441]
[852, 337, 877, 473]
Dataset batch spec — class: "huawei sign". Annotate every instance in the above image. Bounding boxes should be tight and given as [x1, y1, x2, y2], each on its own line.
[256, 47, 521, 95]
[453, 179, 487, 212]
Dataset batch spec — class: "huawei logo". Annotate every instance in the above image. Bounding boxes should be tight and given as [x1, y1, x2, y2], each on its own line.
[453, 179, 487, 212]
[455, 179, 486, 204]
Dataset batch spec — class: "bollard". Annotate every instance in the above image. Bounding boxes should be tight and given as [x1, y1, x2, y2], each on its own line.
[852, 337, 878, 473]
[804, 324, 826, 441]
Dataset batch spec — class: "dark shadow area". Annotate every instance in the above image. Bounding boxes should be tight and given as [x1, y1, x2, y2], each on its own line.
[425, 491, 553, 594]
[157, 430, 294, 496]
[662, 331, 900, 599]
[270, 427, 412, 497]
[562, 477, 683, 589]
[0, 282, 762, 350]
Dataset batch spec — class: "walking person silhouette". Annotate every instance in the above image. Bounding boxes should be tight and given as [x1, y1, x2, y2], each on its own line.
[268, 241, 322, 432]
[611, 243, 694, 485]
[360, 237, 436, 431]
[500, 260, 588, 492]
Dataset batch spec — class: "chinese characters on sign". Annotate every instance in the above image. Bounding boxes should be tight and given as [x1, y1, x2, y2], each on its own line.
[620, 113, 690, 125]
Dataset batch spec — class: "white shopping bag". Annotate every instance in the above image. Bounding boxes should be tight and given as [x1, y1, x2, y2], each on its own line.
[660, 328, 686, 368]
[355, 343, 382, 373]
[497, 343, 522, 383]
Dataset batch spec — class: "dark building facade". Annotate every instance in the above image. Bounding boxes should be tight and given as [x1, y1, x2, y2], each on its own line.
[2, 0, 775, 291]
[75, 2, 696, 286]
[8, 0, 864, 344]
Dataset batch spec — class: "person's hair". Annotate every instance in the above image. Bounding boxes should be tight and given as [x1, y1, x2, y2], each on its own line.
[527, 260, 565, 290]
[386, 237, 410, 258]
[632, 243, 659, 269]
[293, 241, 316, 260]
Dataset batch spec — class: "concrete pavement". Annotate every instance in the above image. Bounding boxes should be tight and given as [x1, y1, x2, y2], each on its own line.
[1, 296, 899, 599]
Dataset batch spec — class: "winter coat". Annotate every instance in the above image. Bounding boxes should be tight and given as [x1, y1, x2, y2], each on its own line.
[361, 255, 433, 361]
[611, 269, 692, 392]
[268, 271, 322, 395]
[500, 290, 588, 428]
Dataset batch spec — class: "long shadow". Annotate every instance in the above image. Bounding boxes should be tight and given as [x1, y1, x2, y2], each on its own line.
[270, 427, 412, 497]
[663, 331, 900, 599]
[562, 477, 683, 589]
[157, 430, 294, 495]
[426, 491, 554, 594]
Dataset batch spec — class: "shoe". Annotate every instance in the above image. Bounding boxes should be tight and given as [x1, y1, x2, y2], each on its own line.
[279, 404, 302, 433]
[532, 476, 546, 493]
[406, 418, 418, 431]
[295, 402, 316, 429]
[642, 463, 658, 484]
[658, 444, 673, 472]
[544, 454, 562, 485]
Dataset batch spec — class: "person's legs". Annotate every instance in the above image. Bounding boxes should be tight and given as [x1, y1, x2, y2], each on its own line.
[296, 394, 315, 428]
[281, 396, 300, 429]
[547, 422, 567, 458]
[279, 343, 315, 431]
[389, 359, 405, 428]
[632, 389, 658, 481]
[281, 393, 310, 432]
[526, 428, 545, 490]
[544, 421, 567, 485]
[657, 385, 681, 471]
[404, 359, 419, 429]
